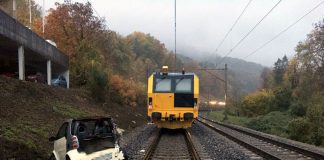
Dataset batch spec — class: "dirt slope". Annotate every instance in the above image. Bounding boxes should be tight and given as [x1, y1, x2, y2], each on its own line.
[0, 76, 147, 159]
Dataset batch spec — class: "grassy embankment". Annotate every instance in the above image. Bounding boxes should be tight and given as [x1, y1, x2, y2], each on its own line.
[202, 110, 293, 138]
[0, 76, 147, 159]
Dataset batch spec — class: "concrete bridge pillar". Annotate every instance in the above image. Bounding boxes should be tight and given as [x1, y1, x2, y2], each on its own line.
[18, 45, 25, 80]
[62, 70, 69, 88]
[47, 60, 51, 85]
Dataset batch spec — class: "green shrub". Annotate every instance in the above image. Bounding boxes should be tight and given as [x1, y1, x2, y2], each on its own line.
[88, 66, 108, 102]
[246, 111, 291, 137]
[240, 90, 274, 117]
[306, 94, 324, 146]
[289, 101, 306, 117]
[272, 87, 292, 111]
[288, 118, 311, 143]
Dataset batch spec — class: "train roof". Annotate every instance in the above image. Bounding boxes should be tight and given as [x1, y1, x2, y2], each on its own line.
[153, 72, 196, 76]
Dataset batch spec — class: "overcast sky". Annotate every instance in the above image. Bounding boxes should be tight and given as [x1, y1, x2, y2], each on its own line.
[35, 0, 324, 66]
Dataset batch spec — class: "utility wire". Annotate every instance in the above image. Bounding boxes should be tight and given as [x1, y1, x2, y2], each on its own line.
[212, 0, 253, 54]
[202, 69, 225, 82]
[242, 0, 324, 60]
[215, 0, 282, 67]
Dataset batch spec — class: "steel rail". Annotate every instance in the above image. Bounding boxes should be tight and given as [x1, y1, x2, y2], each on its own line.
[198, 116, 324, 160]
[144, 129, 200, 160]
[196, 119, 281, 159]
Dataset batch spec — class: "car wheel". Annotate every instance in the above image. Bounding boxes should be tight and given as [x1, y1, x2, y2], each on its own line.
[49, 154, 56, 160]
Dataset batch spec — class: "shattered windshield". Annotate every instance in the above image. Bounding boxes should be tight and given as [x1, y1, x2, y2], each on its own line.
[72, 119, 114, 140]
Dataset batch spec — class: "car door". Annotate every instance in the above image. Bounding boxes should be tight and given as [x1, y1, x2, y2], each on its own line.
[54, 122, 68, 160]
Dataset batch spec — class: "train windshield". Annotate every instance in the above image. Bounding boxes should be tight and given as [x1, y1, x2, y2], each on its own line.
[175, 78, 192, 93]
[155, 78, 172, 92]
[154, 75, 193, 93]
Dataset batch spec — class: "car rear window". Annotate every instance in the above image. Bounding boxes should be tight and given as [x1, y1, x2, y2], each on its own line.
[72, 119, 114, 140]
[72, 119, 116, 153]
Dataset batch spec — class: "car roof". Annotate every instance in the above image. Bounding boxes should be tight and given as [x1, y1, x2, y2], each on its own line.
[72, 116, 112, 121]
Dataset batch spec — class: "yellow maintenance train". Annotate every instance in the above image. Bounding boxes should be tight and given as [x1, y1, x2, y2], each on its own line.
[147, 66, 199, 129]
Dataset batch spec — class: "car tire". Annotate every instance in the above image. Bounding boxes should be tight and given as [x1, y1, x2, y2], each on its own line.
[49, 154, 56, 160]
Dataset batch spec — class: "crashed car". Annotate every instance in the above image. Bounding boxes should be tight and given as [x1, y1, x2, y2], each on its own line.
[49, 117, 124, 160]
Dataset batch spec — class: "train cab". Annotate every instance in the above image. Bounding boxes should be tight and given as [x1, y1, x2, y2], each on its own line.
[147, 66, 199, 129]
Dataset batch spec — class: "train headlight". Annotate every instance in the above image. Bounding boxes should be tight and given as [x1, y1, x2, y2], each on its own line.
[162, 66, 168, 75]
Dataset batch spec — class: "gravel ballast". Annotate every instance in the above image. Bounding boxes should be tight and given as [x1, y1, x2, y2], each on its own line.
[120, 124, 159, 159]
[189, 122, 252, 160]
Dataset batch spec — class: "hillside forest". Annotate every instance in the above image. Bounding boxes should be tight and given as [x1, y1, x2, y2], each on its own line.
[213, 19, 324, 146]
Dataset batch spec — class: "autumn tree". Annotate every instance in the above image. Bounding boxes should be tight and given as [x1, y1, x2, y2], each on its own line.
[294, 19, 324, 96]
[126, 32, 171, 68]
[260, 67, 272, 89]
[273, 55, 288, 85]
[45, 2, 105, 56]
[284, 57, 300, 89]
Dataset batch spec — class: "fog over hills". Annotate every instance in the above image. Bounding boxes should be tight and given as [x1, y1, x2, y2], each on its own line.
[178, 48, 265, 99]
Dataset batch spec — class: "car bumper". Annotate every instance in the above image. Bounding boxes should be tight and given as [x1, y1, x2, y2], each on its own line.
[66, 148, 124, 160]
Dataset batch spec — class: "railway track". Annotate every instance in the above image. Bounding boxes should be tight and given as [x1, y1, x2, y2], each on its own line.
[144, 129, 200, 160]
[198, 116, 324, 160]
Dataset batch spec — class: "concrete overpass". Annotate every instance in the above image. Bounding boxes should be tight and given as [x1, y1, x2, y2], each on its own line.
[0, 9, 70, 88]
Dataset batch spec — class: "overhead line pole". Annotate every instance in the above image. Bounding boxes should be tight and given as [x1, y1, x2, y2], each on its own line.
[29, 0, 32, 29]
[174, 0, 177, 71]
[196, 64, 228, 118]
[207, 88, 210, 114]
[224, 64, 228, 120]
[42, 0, 45, 35]
[12, 0, 16, 19]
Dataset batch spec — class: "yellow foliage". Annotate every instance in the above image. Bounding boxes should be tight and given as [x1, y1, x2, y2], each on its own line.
[109, 75, 144, 107]
[241, 89, 275, 117]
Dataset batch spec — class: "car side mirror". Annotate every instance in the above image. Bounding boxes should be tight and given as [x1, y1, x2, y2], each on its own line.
[49, 136, 56, 142]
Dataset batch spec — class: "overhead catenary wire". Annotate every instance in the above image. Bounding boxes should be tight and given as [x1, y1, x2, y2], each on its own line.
[212, 0, 253, 55]
[87, 0, 102, 19]
[215, 0, 282, 67]
[241, 0, 324, 60]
